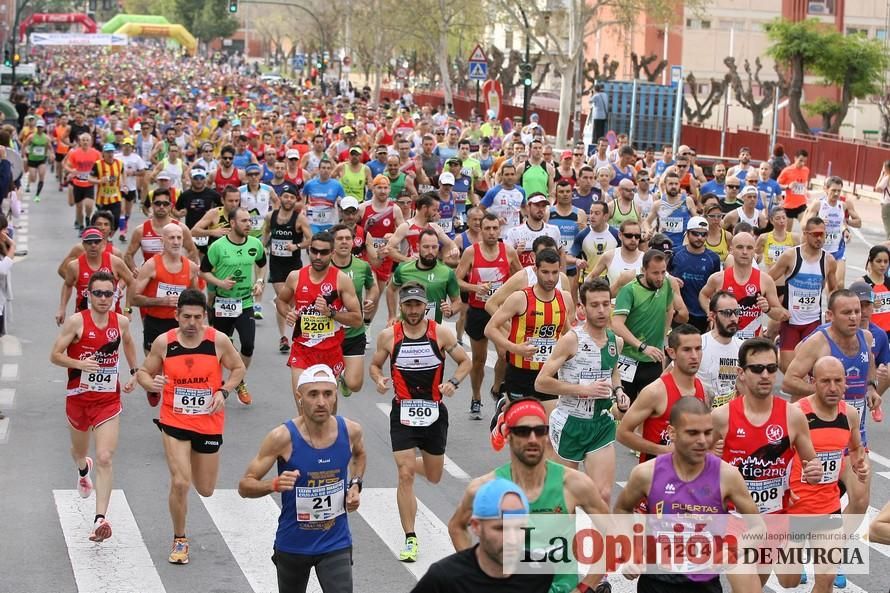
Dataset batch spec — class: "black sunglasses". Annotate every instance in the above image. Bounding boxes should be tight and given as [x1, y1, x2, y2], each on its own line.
[688, 231, 707, 238]
[717, 308, 741, 317]
[309, 247, 332, 256]
[622, 233, 641, 240]
[153, 201, 171, 207]
[509, 425, 549, 438]
[726, 184, 740, 189]
[90, 289, 115, 298]
[745, 363, 778, 374]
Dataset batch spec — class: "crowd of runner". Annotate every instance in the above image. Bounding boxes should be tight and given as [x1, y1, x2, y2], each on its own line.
[4, 44, 890, 592]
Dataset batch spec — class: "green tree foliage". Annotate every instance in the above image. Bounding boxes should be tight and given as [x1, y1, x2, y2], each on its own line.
[176, 0, 238, 42]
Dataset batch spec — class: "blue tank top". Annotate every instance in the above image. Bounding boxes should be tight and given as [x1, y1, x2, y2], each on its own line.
[452, 175, 472, 212]
[437, 198, 457, 238]
[478, 153, 494, 172]
[232, 149, 253, 170]
[610, 163, 635, 186]
[549, 206, 580, 270]
[275, 417, 353, 555]
[262, 163, 275, 183]
[657, 198, 691, 247]
[820, 328, 869, 445]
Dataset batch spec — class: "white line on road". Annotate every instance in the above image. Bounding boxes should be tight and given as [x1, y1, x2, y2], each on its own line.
[0, 387, 15, 409]
[374, 403, 470, 480]
[0, 335, 22, 356]
[357, 487, 453, 581]
[1, 363, 19, 380]
[441, 320, 496, 368]
[0, 417, 8, 443]
[850, 227, 874, 251]
[201, 490, 321, 593]
[53, 489, 166, 593]
[869, 450, 890, 469]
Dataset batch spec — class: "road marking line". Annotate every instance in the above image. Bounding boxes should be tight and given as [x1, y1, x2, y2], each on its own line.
[200, 490, 322, 593]
[877, 471, 890, 481]
[441, 320, 496, 368]
[0, 387, 15, 408]
[374, 403, 470, 480]
[869, 450, 890, 469]
[53, 489, 166, 593]
[0, 335, 22, 356]
[1, 363, 18, 380]
[850, 227, 874, 250]
[855, 504, 890, 560]
[0, 417, 9, 443]
[357, 487, 453, 581]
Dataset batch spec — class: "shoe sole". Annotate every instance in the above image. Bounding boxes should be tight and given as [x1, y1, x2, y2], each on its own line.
[168, 557, 189, 565]
[78, 458, 94, 498]
[238, 395, 252, 406]
[90, 522, 112, 542]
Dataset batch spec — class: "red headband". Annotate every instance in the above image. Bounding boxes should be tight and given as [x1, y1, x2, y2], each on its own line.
[505, 400, 547, 429]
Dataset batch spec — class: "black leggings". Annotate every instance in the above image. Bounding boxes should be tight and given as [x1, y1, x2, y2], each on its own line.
[272, 547, 353, 593]
[211, 307, 255, 357]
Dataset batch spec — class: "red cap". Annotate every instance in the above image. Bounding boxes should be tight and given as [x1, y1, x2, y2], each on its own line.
[561, 150, 573, 160]
[80, 228, 104, 241]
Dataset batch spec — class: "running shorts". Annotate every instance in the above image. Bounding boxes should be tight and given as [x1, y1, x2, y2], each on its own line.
[549, 406, 616, 463]
[389, 399, 448, 455]
[66, 392, 122, 432]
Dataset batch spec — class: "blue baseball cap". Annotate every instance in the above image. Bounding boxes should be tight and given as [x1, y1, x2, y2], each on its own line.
[102, 143, 116, 152]
[245, 163, 261, 174]
[472, 478, 530, 519]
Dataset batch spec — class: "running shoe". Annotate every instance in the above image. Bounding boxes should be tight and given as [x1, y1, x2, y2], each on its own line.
[873, 407, 884, 422]
[237, 381, 252, 405]
[338, 374, 352, 398]
[593, 580, 612, 593]
[77, 457, 94, 498]
[118, 234, 127, 243]
[279, 336, 290, 353]
[253, 304, 264, 320]
[834, 570, 846, 588]
[146, 391, 161, 407]
[33, 195, 40, 203]
[168, 537, 190, 564]
[490, 396, 508, 451]
[399, 536, 419, 562]
[470, 399, 482, 420]
[89, 517, 112, 542]
[800, 570, 808, 584]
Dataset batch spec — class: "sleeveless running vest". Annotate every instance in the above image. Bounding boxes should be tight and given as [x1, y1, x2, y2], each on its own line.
[340, 164, 367, 199]
[721, 267, 763, 339]
[507, 286, 567, 371]
[467, 242, 510, 309]
[763, 231, 794, 267]
[640, 373, 706, 462]
[160, 327, 224, 435]
[820, 327, 870, 446]
[66, 310, 121, 397]
[75, 251, 117, 312]
[140, 219, 181, 261]
[788, 398, 850, 514]
[269, 209, 303, 265]
[705, 229, 730, 262]
[608, 199, 639, 229]
[865, 274, 890, 332]
[607, 249, 643, 286]
[818, 198, 845, 255]
[214, 166, 240, 193]
[143, 255, 191, 319]
[722, 396, 794, 514]
[521, 161, 550, 197]
[656, 197, 691, 246]
[391, 321, 445, 402]
[557, 326, 618, 418]
[549, 206, 581, 254]
[784, 247, 825, 326]
[291, 266, 344, 349]
[275, 416, 352, 555]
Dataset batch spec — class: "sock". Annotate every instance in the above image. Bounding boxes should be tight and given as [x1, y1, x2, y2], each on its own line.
[118, 216, 126, 230]
[79, 464, 89, 477]
[174, 534, 186, 539]
[94, 514, 105, 523]
[405, 531, 416, 540]
[36, 181, 43, 195]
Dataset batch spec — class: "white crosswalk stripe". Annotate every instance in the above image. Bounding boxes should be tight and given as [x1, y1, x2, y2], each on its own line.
[54, 489, 166, 593]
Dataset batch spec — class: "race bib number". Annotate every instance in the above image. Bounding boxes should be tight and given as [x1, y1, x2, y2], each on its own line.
[768, 244, 786, 263]
[77, 172, 89, 181]
[173, 387, 213, 415]
[747, 478, 785, 514]
[424, 300, 437, 320]
[141, 237, 163, 254]
[214, 297, 242, 318]
[371, 237, 387, 250]
[478, 281, 502, 303]
[300, 314, 334, 339]
[876, 293, 890, 315]
[793, 293, 819, 313]
[791, 182, 806, 195]
[156, 282, 185, 299]
[31, 145, 46, 157]
[529, 337, 556, 363]
[295, 481, 345, 522]
[654, 527, 715, 574]
[617, 355, 638, 383]
[271, 238, 293, 257]
[814, 450, 843, 484]
[400, 399, 440, 427]
[309, 206, 334, 225]
[81, 367, 118, 393]
[662, 218, 682, 233]
[825, 231, 841, 250]
[193, 235, 209, 247]
[435, 217, 453, 234]
[250, 215, 264, 231]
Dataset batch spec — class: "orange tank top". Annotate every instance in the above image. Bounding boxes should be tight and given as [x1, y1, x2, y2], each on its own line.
[160, 327, 224, 435]
[143, 255, 191, 319]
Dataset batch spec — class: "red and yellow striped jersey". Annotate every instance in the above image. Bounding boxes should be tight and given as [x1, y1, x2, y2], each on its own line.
[507, 286, 568, 370]
[94, 158, 123, 206]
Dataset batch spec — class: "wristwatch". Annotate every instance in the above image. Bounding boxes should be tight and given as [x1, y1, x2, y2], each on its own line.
[122, 306, 132, 314]
[448, 378, 461, 388]
[869, 380, 879, 390]
[217, 388, 230, 400]
[348, 477, 363, 492]
[638, 342, 648, 352]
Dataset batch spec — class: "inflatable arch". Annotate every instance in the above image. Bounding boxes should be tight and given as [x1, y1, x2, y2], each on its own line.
[100, 14, 170, 34]
[19, 13, 97, 41]
[113, 22, 197, 54]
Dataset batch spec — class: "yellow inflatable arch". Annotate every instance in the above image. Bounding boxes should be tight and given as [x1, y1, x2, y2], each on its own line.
[114, 22, 197, 54]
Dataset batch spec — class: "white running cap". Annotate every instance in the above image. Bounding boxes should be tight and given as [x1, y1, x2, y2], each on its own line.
[297, 364, 338, 389]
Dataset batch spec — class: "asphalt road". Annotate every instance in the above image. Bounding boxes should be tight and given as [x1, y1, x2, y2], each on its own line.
[2, 185, 890, 593]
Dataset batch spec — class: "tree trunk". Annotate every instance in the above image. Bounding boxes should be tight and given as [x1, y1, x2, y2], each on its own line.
[556, 63, 575, 145]
[787, 56, 811, 135]
[373, 65, 382, 105]
[827, 77, 853, 135]
[437, 26, 453, 107]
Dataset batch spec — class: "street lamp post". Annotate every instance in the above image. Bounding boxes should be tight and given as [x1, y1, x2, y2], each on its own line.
[10, 0, 29, 98]
[518, 6, 531, 125]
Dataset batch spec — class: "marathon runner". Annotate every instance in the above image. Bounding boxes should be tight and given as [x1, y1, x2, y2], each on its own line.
[330, 223, 377, 394]
[385, 193, 459, 266]
[479, 162, 526, 238]
[534, 278, 629, 503]
[302, 158, 345, 234]
[57, 227, 134, 325]
[63, 133, 102, 231]
[118, 138, 148, 240]
[22, 118, 49, 202]
[643, 170, 697, 248]
[503, 194, 561, 269]
[124, 189, 200, 271]
[448, 397, 609, 593]
[89, 143, 125, 229]
[175, 168, 221, 244]
[802, 175, 862, 288]
[485, 236, 572, 312]
[56, 211, 124, 276]
[614, 396, 762, 593]
[668, 216, 722, 332]
[768, 216, 837, 372]
[190, 186, 241, 253]
[200, 208, 266, 405]
[238, 364, 366, 593]
[276, 230, 363, 398]
[369, 283, 471, 563]
[263, 184, 311, 353]
[334, 145, 373, 200]
[456, 212, 520, 416]
[696, 291, 744, 408]
[50, 270, 139, 543]
[387, 228, 461, 325]
[213, 146, 244, 193]
[136, 288, 245, 565]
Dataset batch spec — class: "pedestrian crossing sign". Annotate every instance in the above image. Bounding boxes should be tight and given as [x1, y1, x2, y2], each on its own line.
[468, 61, 488, 81]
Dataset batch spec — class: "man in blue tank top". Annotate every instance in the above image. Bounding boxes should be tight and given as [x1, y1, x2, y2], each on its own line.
[238, 364, 367, 593]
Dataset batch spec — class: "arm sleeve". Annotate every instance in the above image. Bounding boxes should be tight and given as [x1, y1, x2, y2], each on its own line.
[200, 242, 217, 273]
[446, 270, 460, 298]
[391, 263, 403, 287]
[613, 283, 633, 316]
[254, 242, 267, 267]
[479, 187, 496, 208]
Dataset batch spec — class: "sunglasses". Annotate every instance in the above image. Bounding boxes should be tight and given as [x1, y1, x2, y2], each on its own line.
[221, 157, 233, 161]
[309, 247, 332, 256]
[717, 308, 741, 317]
[90, 289, 114, 298]
[509, 425, 549, 438]
[726, 184, 740, 189]
[573, 153, 584, 157]
[688, 230, 707, 238]
[83, 239, 102, 245]
[806, 231, 826, 238]
[745, 363, 779, 374]
[153, 201, 171, 207]
[623, 233, 642, 240]
[247, 172, 260, 176]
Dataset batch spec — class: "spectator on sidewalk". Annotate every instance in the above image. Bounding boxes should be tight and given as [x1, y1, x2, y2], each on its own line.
[876, 159, 890, 240]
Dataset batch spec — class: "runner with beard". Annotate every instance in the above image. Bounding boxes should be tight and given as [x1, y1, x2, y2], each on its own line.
[696, 291, 745, 409]
[191, 186, 241, 254]
[387, 229, 461, 325]
[712, 337, 822, 587]
[448, 397, 610, 593]
[616, 324, 706, 462]
[642, 171, 697, 248]
[369, 283, 471, 563]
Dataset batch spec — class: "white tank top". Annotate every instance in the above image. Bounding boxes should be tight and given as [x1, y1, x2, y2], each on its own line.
[162, 159, 183, 190]
[817, 198, 845, 254]
[737, 207, 762, 229]
[785, 246, 826, 326]
[607, 249, 643, 286]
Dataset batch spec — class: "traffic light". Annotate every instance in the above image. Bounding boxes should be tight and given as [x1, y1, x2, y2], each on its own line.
[228, 0, 238, 13]
[13, 54, 19, 65]
[519, 62, 533, 87]
[3, 50, 9, 67]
